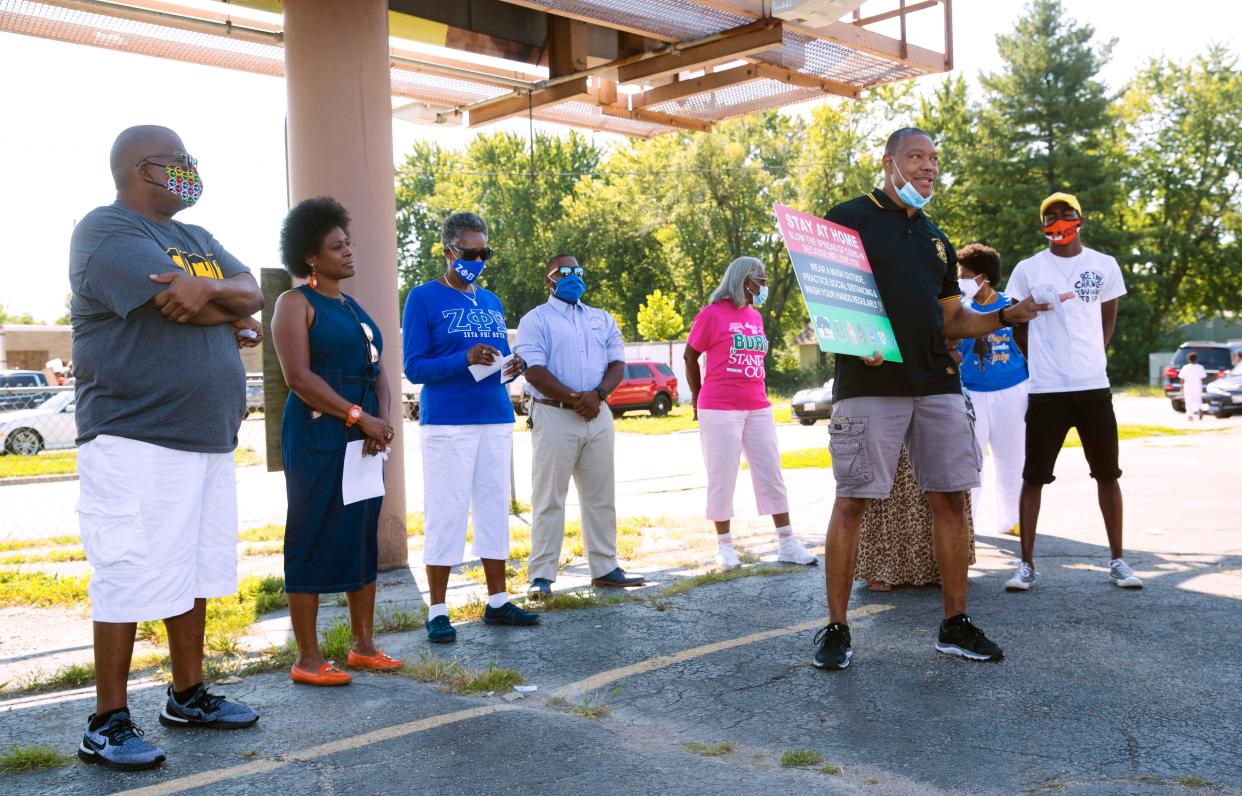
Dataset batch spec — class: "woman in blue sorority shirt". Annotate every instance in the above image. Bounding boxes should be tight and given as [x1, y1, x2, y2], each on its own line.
[402, 211, 539, 644]
[956, 243, 1029, 537]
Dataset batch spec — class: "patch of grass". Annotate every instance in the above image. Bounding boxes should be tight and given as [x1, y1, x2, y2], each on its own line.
[0, 745, 72, 774]
[240, 750, 260, 760]
[613, 405, 697, 434]
[448, 595, 487, 623]
[571, 694, 610, 720]
[375, 607, 425, 633]
[510, 499, 532, 515]
[1064, 424, 1199, 448]
[780, 749, 825, 767]
[0, 548, 86, 565]
[238, 524, 284, 543]
[319, 618, 353, 662]
[865, 778, 880, 785]
[746, 447, 832, 470]
[1118, 384, 1164, 398]
[545, 696, 569, 709]
[240, 543, 282, 557]
[661, 564, 796, 597]
[1177, 775, 1215, 789]
[138, 576, 287, 655]
[0, 451, 79, 479]
[680, 741, 736, 757]
[18, 662, 96, 692]
[461, 560, 527, 594]
[0, 570, 90, 607]
[0, 535, 78, 553]
[234, 447, 262, 467]
[407, 512, 425, 537]
[398, 650, 522, 694]
[1040, 779, 1068, 791]
[526, 590, 634, 612]
[821, 764, 842, 775]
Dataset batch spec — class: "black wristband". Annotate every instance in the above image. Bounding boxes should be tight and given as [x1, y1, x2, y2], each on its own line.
[596, 387, 609, 401]
[997, 304, 1013, 328]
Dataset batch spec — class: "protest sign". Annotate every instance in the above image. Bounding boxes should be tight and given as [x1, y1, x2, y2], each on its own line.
[773, 203, 902, 362]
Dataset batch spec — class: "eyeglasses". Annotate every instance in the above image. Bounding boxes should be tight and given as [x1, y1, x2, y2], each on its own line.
[140, 152, 198, 170]
[555, 265, 585, 277]
[450, 246, 493, 262]
[359, 322, 379, 364]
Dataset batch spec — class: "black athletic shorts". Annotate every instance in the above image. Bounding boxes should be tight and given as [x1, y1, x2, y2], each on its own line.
[1023, 388, 1122, 485]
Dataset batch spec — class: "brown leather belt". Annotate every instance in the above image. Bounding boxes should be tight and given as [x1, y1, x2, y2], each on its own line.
[532, 397, 577, 410]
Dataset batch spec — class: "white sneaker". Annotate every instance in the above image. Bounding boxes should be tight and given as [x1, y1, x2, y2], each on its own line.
[1004, 561, 1037, 591]
[718, 544, 741, 571]
[1109, 558, 1143, 589]
[777, 536, 818, 566]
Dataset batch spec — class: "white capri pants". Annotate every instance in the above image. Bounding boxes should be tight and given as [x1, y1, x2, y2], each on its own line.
[698, 407, 790, 522]
[420, 423, 513, 566]
[78, 434, 239, 623]
[967, 381, 1028, 534]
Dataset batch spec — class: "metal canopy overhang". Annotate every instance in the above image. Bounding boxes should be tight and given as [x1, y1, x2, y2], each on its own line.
[0, 0, 953, 138]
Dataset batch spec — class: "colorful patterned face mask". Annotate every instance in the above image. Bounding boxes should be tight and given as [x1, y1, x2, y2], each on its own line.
[163, 163, 203, 206]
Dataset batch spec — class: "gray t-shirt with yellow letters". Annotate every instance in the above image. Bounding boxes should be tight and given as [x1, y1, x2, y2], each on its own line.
[70, 202, 249, 453]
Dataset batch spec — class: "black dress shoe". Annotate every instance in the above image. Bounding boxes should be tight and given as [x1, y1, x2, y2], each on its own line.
[591, 568, 645, 588]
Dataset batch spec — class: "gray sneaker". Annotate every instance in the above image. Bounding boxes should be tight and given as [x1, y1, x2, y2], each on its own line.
[159, 684, 260, 730]
[1004, 561, 1037, 591]
[79, 710, 166, 771]
[1108, 559, 1143, 589]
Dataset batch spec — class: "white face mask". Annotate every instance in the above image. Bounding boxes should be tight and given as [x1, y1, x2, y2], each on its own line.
[958, 276, 983, 301]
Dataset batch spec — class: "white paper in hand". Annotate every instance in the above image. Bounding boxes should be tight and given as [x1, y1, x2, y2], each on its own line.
[342, 439, 385, 505]
[1031, 284, 1076, 313]
[469, 352, 514, 382]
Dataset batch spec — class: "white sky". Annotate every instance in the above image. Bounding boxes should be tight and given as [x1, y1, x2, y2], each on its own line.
[0, 0, 1237, 322]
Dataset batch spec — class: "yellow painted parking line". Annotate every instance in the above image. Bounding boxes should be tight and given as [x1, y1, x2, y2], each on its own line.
[117, 604, 893, 796]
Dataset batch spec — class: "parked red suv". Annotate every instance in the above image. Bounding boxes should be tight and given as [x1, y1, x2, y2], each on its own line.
[608, 361, 679, 417]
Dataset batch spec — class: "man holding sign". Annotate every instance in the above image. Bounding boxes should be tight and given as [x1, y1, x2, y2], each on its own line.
[809, 128, 1049, 671]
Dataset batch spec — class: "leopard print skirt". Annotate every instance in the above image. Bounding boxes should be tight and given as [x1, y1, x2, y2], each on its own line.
[854, 447, 976, 586]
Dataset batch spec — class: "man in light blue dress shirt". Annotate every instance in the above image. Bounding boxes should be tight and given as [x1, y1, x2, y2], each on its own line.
[514, 255, 645, 596]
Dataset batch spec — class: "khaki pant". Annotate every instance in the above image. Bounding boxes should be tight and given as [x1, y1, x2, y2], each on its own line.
[528, 402, 618, 581]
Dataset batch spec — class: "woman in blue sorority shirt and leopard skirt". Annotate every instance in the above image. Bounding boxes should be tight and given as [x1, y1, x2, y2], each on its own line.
[956, 243, 1030, 538]
[402, 211, 539, 644]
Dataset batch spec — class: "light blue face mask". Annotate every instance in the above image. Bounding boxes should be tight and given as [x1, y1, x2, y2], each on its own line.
[751, 280, 768, 307]
[553, 274, 587, 303]
[891, 163, 932, 209]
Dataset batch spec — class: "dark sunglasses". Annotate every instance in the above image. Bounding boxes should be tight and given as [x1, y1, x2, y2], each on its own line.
[555, 265, 585, 277]
[450, 246, 493, 262]
[140, 152, 198, 170]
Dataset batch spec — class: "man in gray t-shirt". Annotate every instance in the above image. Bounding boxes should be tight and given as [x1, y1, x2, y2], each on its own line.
[72, 125, 264, 771]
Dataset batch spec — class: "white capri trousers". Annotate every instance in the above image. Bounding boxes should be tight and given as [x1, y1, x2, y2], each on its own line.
[698, 407, 790, 522]
[967, 381, 1028, 534]
[420, 423, 513, 566]
[77, 434, 239, 623]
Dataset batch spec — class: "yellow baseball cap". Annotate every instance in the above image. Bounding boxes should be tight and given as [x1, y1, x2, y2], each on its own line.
[1040, 192, 1082, 221]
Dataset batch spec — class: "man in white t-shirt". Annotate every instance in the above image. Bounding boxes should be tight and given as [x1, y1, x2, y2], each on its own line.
[1002, 192, 1143, 592]
[1178, 353, 1208, 421]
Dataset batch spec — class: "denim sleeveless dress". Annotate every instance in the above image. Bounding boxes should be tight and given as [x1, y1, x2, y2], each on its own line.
[282, 285, 382, 593]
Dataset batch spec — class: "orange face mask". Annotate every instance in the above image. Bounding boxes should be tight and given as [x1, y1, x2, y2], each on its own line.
[1042, 218, 1081, 244]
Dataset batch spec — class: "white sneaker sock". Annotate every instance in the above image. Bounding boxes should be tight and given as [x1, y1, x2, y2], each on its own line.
[487, 592, 509, 609]
[428, 603, 448, 620]
[717, 533, 734, 547]
[775, 524, 794, 539]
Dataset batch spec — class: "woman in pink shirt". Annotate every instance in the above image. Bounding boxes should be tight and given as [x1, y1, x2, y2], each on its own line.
[684, 256, 818, 570]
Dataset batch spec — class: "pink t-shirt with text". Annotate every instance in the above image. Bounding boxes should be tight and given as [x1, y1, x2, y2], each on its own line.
[687, 300, 770, 411]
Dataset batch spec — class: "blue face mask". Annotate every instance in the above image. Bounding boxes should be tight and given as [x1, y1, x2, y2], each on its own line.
[452, 258, 485, 284]
[553, 274, 587, 303]
[753, 284, 768, 306]
[891, 163, 932, 209]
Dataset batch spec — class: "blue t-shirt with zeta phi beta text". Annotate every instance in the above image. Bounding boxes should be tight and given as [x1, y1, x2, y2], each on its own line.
[956, 292, 1029, 393]
[401, 280, 514, 425]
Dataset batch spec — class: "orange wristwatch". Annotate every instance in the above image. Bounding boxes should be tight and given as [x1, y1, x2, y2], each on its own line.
[345, 405, 363, 427]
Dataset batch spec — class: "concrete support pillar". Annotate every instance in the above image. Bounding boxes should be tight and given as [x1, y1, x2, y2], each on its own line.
[284, 0, 409, 572]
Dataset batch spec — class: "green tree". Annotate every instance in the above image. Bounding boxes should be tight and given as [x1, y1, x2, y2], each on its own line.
[0, 304, 39, 325]
[636, 289, 684, 341]
[966, 0, 1120, 265]
[1114, 46, 1242, 379]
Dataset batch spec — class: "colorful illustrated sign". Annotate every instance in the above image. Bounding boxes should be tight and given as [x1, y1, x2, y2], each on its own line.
[773, 203, 903, 363]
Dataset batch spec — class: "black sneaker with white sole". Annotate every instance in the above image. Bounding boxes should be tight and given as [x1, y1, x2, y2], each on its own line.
[935, 614, 1003, 662]
[812, 623, 852, 670]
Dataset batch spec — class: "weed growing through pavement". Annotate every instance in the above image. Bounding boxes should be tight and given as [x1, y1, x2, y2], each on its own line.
[0, 745, 72, 774]
[0, 549, 87, 565]
[18, 662, 95, 692]
[319, 618, 353, 662]
[138, 576, 287, 655]
[1176, 776, 1215, 789]
[0, 570, 90, 608]
[865, 778, 880, 785]
[821, 764, 842, 775]
[780, 749, 825, 767]
[397, 650, 522, 694]
[680, 741, 736, 757]
[662, 565, 797, 597]
[0, 535, 79, 553]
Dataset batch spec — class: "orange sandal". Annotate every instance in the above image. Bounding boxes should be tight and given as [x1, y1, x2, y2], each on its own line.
[290, 662, 353, 686]
[347, 649, 404, 671]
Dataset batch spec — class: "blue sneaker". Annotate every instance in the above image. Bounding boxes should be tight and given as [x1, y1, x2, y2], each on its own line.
[427, 614, 457, 644]
[79, 710, 166, 771]
[159, 684, 260, 730]
[483, 601, 540, 626]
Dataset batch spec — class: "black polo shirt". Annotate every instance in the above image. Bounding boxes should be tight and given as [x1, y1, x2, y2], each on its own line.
[825, 189, 962, 400]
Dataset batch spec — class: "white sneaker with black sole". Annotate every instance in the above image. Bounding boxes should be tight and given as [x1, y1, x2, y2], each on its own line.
[1108, 558, 1143, 589]
[1004, 561, 1037, 591]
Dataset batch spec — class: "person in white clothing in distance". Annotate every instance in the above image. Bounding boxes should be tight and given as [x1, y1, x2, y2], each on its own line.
[1178, 352, 1208, 421]
[1004, 192, 1142, 592]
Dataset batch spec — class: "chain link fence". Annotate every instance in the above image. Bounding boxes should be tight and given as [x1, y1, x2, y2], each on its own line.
[0, 383, 281, 543]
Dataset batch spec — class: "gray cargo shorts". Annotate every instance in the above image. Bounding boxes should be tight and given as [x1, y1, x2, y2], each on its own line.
[828, 394, 981, 499]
